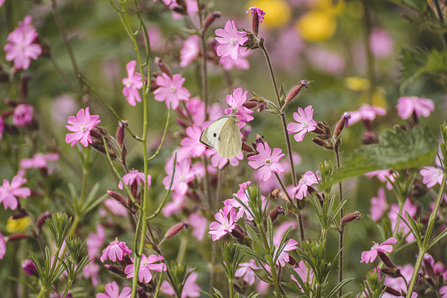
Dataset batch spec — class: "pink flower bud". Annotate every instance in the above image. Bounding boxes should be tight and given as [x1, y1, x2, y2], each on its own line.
[164, 222, 188, 239]
[204, 12, 221, 29]
[104, 264, 124, 275]
[269, 206, 285, 222]
[231, 224, 246, 241]
[334, 112, 351, 138]
[7, 233, 29, 242]
[37, 211, 51, 230]
[340, 211, 362, 225]
[155, 57, 171, 77]
[285, 80, 308, 104]
[107, 191, 127, 204]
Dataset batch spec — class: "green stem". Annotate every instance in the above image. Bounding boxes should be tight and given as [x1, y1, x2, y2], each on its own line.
[228, 278, 234, 298]
[176, 237, 188, 264]
[406, 248, 424, 298]
[48, 56, 79, 95]
[335, 147, 344, 297]
[36, 288, 45, 298]
[61, 280, 73, 298]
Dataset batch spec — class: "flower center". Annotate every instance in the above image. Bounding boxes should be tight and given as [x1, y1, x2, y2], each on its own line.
[302, 122, 308, 128]
[125, 79, 131, 88]
[142, 259, 148, 266]
[169, 85, 176, 93]
[80, 124, 86, 132]
[265, 159, 271, 166]
[230, 38, 237, 45]
[179, 175, 185, 182]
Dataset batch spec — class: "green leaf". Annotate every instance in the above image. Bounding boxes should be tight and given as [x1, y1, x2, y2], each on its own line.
[427, 226, 447, 250]
[386, 0, 427, 12]
[319, 127, 437, 189]
[327, 278, 354, 298]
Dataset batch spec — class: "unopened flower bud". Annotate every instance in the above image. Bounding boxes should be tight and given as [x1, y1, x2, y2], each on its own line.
[423, 254, 435, 278]
[241, 142, 254, 153]
[176, 118, 189, 128]
[11, 208, 29, 219]
[90, 128, 102, 138]
[22, 259, 39, 277]
[269, 206, 285, 222]
[107, 190, 127, 204]
[257, 103, 265, 113]
[149, 78, 159, 92]
[385, 286, 402, 296]
[341, 211, 362, 225]
[285, 80, 308, 105]
[246, 6, 265, 36]
[313, 126, 325, 135]
[155, 57, 171, 77]
[231, 224, 246, 241]
[255, 134, 264, 145]
[7, 233, 29, 242]
[243, 101, 257, 109]
[164, 222, 188, 239]
[312, 138, 329, 148]
[117, 122, 127, 147]
[104, 264, 124, 275]
[288, 255, 299, 267]
[378, 251, 396, 269]
[37, 211, 51, 230]
[334, 112, 351, 138]
[20, 73, 32, 100]
[204, 12, 221, 29]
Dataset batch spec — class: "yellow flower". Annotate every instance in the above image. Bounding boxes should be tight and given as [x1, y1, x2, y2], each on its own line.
[247, 0, 291, 29]
[296, 10, 336, 41]
[345, 77, 371, 91]
[6, 217, 32, 233]
[371, 87, 387, 109]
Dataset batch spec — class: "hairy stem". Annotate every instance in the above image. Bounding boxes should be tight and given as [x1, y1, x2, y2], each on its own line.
[335, 147, 344, 297]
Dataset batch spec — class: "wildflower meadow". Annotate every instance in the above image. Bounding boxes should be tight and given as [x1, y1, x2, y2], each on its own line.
[1, 0, 447, 298]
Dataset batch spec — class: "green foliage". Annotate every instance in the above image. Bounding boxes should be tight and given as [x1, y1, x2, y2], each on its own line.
[319, 127, 437, 189]
[386, 0, 427, 12]
[400, 48, 447, 90]
[214, 243, 245, 281]
[360, 268, 386, 298]
[46, 213, 72, 250]
[166, 262, 194, 297]
[28, 247, 65, 290]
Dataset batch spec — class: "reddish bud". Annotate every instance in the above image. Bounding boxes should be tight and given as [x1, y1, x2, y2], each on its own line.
[269, 206, 285, 222]
[7, 233, 29, 242]
[5, 98, 18, 107]
[20, 73, 32, 100]
[288, 255, 299, 267]
[242, 101, 257, 109]
[204, 12, 221, 29]
[242, 142, 254, 153]
[107, 191, 127, 204]
[11, 208, 29, 219]
[176, 118, 189, 129]
[164, 222, 188, 239]
[257, 103, 265, 113]
[231, 224, 246, 241]
[285, 81, 308, 104]
[378, 251, 396, 269]
[104, 264, 124, 275]
[117, 122, 127, 147]
[37, 212, 51, 230]
[384, 287, 402, 296]
[334, 112, 351, 138]
[341, 211, 362, 225]
[155, 57, 171, 77]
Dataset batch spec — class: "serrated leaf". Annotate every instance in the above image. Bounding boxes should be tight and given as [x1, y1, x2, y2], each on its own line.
[386, 0, 427, 12]
[319, 127, 437, 189]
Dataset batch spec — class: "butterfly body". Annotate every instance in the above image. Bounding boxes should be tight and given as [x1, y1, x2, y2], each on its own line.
[200, 115, 242, 159]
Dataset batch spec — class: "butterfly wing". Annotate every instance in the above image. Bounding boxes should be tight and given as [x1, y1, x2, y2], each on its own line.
[200, 116, 228, 149]
[218, 116, 242, 159]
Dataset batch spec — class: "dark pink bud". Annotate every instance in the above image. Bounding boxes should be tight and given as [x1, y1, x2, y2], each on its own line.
[378, 251, 395, 269]
[155, 57, 171, 77]
[385, 286, 401, 296]
[243, 101, 257, 109]
[241, 142, 254, 153]
[11, 208, 29, 219]
[37, 212, 51, 230]
[107, 190, 127, 204]
[117, 122, 127, 147]
[164, 222, 188, 239]
[334, 112, 351, 138]
[285, 80, 308, 104]
[104, 264, 124, 275]
[257, 103, 265, 113]
[341, 211, 362, 225]
[231, 224, 246, 241]
[22, 259, 39, 277]
[269, 206, 285, 222]
[7, 233, 29, 242]
[204, 12, 221, 29]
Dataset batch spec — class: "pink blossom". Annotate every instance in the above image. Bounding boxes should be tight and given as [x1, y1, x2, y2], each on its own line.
[4, 16, 42, 70]
[383, 264, 415, 298]
[287, 105, 317, 142]
[20, 153, 59, 169]
[163, 193, 186, 217]
[0, 174, 31, 210]
[235, 259, 259, 285]
[154, 73, 190, 109]
[189, 213, 207, 241]
[275, 239, 298, 266]
[225, 87, 254, 123]
[369, 28, 394, 59]
[421, 166, 445, 188]
[87, 225, 106, 259]
[306, 47, 345, 74]
[224, 181, 265, 221]
[388, 198, 418, 243]
[122, 60, 143, 106]
[181, 124, 207, 157]
[0, 0, 5, 7]
[100, 238, 132, 262]
[360, 237, 396, 263]
[292, 171, 320, 200]
[248, 142, 285, 181]
[124, 254, 166, 283]
[209, 206, 238, 241]
[118, 170, 151, 190]
[365, 169, 396, 190]
[219, 49, 251, 70]
[215, 21, 248, 60]
[52, 94, 78, 124]
[13, 104, 34, 127]
[163, 158, 195, 195]
[0, 117, 4, 140]
[291, 261, 314, 290]
[83, 261, 100, 287]
[348, 104, 386, 125]
[0, 232, 5, 259]
[180, 35, 199, 67]
[104, 199, 128, 216]
[207, 149, 244, 169]
[161, 272, 200, 298]
[97, 281, 131, 298]
[396, 96, 434, 120]
[441, 286, 447, 298]
[22, 259, 38, 276]
[273, 221, 297, 246]
[65, 107, 100, 147]
[246, 6, 266, 23]
[370, 188, 388, 221]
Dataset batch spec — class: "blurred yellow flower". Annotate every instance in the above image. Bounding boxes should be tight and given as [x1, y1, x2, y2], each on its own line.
[345, 77, 370, 91]
[296, 10, 336, 41]
[247, 0, 291, 28]
[371, 87, 387, 108]
[6, 217, 32, 233]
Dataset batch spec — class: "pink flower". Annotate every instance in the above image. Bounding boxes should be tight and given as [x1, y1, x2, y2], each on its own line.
[275, 239, 298, 266]
[292, 171, 320, 200]
[52, 94, 78, 125]
[4, 16, 42, 70]
[383, 264, 415, 298]
[118, 170, 151, 190]
[207, 149, 244, 170]
[161, 272, 200, 298]
[180, 35, 200, 67]
[273, 221, 297, 245]
[104, 199, 128, 216]
[369, 28, 394, 59]
[215, 21, 248, 60]
[97, 281, 131, 298]
[22, 259, 38, 276]
[388, 198, 417, 243]
[83, 261, 100, 287]
[360, 237, 396, 263]
[0, 0, 5, 7]
[287, 105, 317, 142]
[225, 87, 254, 123]
[0, 117, 4, 140]
[189, 213, 207, 241]
[209, 206, 238, 241]
[0, 232, 6, 259]
[396, 96, 434, 120]
[122, 60, 143, 106]
[0, 174, 31, 210]
[219, 49, 251, 70]
[224, 181, 263, 221]
[124, 254, 166, 283]
[20, 153, 59, 169]
[246, 6, 266, 23]
[163, 158, 195, 195]
[441, 286, 447, 298]
[163, 193, 186, 217]
[154, 73, 190, 109]
[365, 169, 396, 190]
[306, 47, 345, 74]
[370, 188, 388, 221]
[235, 259, 259, 285]
[291, 261, 314, 290]
[248, 142, 285, 181]
[13, 104, 34, 127]
[181, 124, 207, 157]
[348, 104, 386, 125]
[65, 107, 100, 147]
[100, 238, 132, 262]
[421, 166, 445, 188]
[87, 225, 106, 259]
